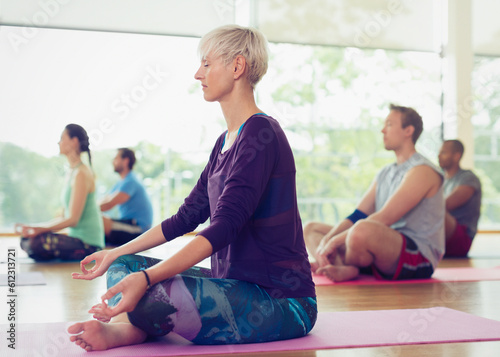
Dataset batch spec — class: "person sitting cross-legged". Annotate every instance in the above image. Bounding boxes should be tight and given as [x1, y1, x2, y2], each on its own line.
[100, 148, 153, 246]
[67, 25, 316, 352]
[304, 104, 445, 282]
[438, 139, 482, 257]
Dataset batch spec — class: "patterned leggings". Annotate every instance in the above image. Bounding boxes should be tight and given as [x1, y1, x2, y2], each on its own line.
[20, 233, 100, 261]
[107, 254, 317, 345]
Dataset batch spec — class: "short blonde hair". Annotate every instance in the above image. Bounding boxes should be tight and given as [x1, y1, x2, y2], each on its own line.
[198, 24, 269, 88]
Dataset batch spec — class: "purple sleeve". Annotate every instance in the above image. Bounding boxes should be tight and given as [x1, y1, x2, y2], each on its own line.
[198, 117, 279, 252]
[160, 138, 222, 241]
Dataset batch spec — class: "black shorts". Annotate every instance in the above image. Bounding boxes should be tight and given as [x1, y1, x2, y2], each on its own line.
[106, 219, 143, 246]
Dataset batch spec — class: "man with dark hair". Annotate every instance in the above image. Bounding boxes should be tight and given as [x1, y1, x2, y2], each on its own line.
[305, 104, 445, 282]
[100, 148, 153, 245]
[438, 139, 482, 257]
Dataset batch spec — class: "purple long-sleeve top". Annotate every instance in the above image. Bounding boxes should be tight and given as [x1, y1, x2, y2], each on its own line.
[161, 114, 315, 298]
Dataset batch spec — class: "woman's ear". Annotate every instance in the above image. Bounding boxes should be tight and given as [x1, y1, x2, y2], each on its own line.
[70, 136, 80, 151]
[233, 55, 246, 80]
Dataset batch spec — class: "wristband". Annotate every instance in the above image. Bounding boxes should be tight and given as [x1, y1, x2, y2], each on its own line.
[346, 209, 368, 224]
[141, 270, 151, 290]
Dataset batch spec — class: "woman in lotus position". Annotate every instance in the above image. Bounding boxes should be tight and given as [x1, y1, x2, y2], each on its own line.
[68, 25, 316, 351]
[17, 124, 104, 261]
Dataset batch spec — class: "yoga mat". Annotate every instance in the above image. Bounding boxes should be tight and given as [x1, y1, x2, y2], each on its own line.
[313, 266, 500, 286]
[2, 307, 500, 356]
[0, 272, 46, 286]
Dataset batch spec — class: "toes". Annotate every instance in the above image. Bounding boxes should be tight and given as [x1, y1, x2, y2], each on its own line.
[67, 322, 84, 334]
[74, 339, 84, 349]
[310, 261, 319, 272]
[74, 338, 92, 351]
[316, 265, 327, 275]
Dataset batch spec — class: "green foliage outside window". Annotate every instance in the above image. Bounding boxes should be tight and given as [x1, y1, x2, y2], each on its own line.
[1, 45, 499, 232]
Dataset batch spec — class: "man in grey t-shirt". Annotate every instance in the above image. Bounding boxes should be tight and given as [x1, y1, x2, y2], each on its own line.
[305, 105, 444, 282]
[438, 140, 482, 257]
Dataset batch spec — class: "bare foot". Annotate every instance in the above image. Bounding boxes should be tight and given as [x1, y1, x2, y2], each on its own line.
[310, 260, 319, 273]
[304, 225, 328, 262]
[68, 320, 147, 351]
[317, 264, 359, 282]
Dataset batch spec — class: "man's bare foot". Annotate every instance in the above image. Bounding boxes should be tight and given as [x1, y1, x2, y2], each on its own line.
[310, 260, 319, 273]
[303, 224, 328, 262]
[317, 264, 359, 282]
[68, 320, 147, 351]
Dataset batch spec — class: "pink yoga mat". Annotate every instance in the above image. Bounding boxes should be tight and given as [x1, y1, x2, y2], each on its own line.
[313, 266, 500, 286]
[2, 307, 500, 356]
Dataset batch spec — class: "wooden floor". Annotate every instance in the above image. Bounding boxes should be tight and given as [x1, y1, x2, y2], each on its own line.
[1, 234, 500, 356]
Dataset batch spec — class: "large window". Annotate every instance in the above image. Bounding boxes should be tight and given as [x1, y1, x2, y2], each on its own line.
[260, 43, 442, 223]
[0, 27, 222, 229]
[0, 26, 443, 231]
[472, 56, 500, 230]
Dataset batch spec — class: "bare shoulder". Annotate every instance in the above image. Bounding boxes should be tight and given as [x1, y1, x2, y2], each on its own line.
[410, 164, 440, 176]
[406, 165, 441, 181]
[74, 164, 92, 179]
[404, 165, 442, 196]
[73, 164, 95, 190]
